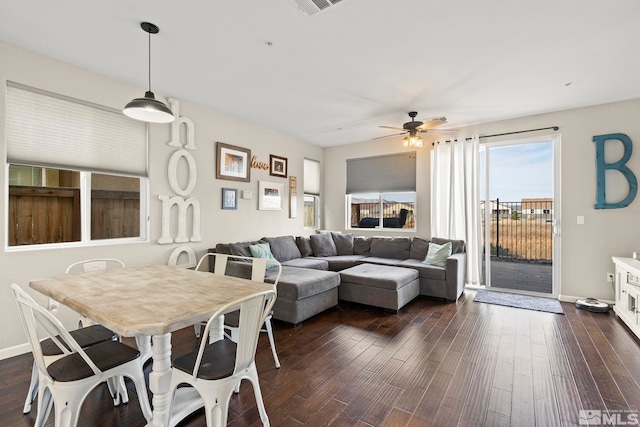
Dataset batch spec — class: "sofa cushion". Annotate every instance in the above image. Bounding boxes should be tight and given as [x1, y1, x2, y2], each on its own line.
[431, 237, 466, 254]
[296, 236, 313, 257]
[228, 240, 263, 257]
[266, 266, 340, 300]
[409, 237, 430, 260]
[282, 257, 329, 270]
[314, 255, 366, 271]
[310, 233, 338, 257]
[263, 235, 301, 262]
[248, 243, 279, 269]
[398, 259, 447, 280]
[331, 232, 354, 255]
[424, 241, 452, 267]
[353, 236, 371, 256]
[215, 243, 232, 255]
[369, 237, 411, 259]
[359, 257, 404, 267]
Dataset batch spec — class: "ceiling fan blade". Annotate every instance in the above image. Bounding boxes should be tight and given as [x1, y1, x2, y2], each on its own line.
[420, 128, 459, 135]
[378, 125, 406, 131]
[373, 132, 406, 140]
[416, 117, 447, 130]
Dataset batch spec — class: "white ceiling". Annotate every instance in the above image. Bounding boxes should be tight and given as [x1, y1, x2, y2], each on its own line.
[1, 0, 639, 147]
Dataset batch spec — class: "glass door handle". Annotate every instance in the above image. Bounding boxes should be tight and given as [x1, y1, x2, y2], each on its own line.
[552, 219, 559, 236]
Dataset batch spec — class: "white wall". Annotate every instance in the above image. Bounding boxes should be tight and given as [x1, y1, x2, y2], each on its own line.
[0, 41, 323, 358]
[324, 98, 640, 303]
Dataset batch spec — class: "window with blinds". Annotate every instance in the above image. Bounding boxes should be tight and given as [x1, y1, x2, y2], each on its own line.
[304, 158, 321, 228]
[346, 153, 416, 230]
[5, 82, 149, 248]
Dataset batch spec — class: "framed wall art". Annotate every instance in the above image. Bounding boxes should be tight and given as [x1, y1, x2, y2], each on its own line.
[269, 154, 288, 178]
[259, 181, 283, 211]
[222, 188, 238, 210]
[216, 142, 251, 182]
[289, 176, 297, 218]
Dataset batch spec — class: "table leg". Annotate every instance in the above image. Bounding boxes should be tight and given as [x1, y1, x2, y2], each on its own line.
[147, 333, 172, 427]
[208, 314, 225, 344]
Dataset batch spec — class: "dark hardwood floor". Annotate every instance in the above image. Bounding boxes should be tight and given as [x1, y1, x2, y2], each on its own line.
[2, 290, 640, 426]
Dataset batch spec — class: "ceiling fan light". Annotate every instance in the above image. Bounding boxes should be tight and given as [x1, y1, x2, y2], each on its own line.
[123, 91, 174, 123]
[403, 134, 423, 148]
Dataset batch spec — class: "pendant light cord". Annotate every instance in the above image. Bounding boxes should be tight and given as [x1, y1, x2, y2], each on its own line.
[147, 30, 152, 92]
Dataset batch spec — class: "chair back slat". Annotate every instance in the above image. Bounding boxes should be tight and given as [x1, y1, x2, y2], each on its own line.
[233, 291, 275, 374]
[11, 284, 103, 380]
[195, 252, 282, 289]
[66, 258, 125, 274]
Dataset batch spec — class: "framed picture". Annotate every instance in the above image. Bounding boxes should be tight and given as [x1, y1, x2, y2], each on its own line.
[259, 181, 283, 211]
[269, 155, 288, 178]
[216, 142, 251, 182]
[222, 188, 238, 210]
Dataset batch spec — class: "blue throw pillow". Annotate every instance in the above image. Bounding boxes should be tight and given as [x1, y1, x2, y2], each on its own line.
[423, 241, 452, 267]
[249, 243, 279, 269]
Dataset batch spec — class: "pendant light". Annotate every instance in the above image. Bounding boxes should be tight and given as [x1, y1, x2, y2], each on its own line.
[123, 22, 175, 123]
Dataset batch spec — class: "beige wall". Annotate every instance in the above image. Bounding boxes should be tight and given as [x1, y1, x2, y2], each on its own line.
[0, 41, 322, 357]
[3, 38, 640, 357]
[324, 98, 640, 303]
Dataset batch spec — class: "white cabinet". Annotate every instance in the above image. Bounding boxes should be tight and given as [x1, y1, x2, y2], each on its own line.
[612, 257, 640, 339]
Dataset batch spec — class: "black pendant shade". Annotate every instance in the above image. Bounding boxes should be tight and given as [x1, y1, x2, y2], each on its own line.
[123, 22, 174, 123]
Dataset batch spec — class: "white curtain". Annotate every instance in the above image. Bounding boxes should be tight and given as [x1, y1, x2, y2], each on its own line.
[430, 136, 482, 286]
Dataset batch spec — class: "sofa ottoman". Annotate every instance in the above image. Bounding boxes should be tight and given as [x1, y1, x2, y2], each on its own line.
[268, 266, 341, 325]
[338, 264, 419, 312]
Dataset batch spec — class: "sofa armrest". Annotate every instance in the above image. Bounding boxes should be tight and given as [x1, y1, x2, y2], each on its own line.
[445, 252, 466, 301]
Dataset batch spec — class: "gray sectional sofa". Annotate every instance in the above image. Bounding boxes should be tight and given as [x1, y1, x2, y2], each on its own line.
[210, 233, 466, 325]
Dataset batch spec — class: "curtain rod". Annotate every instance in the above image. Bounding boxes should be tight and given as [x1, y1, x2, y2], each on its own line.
[433, 126, 559, 145]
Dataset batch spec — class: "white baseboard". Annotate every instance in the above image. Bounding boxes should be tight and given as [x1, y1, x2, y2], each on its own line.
[0, 343, 31, 361]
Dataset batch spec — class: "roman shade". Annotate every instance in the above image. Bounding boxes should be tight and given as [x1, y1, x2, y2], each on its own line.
[304, 158, 320, 195]
[346, 152, 416, 194]
[6, 82, 148, 177]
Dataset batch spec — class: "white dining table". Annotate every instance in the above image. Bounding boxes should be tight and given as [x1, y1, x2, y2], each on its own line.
[29, 264, 273, 427]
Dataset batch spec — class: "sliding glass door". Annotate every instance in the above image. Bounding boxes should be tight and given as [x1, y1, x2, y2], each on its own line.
[480, 136, 561, 296]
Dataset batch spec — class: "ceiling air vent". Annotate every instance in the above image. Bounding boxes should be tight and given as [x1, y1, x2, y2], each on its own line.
[292, 0, 343, 16]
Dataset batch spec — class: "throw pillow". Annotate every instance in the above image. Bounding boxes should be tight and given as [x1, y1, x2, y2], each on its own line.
[248, 243, 279, 269]
[430, 237, 465, 254]
[263, 236, 301, 262]
[296, 236, 313, 257]
[310, 233, 338, 257]
[331, 232, 354, 255]
[423, 241, 452, 267]
[409, 237, 430, 260]
[229, 240, 262, 257]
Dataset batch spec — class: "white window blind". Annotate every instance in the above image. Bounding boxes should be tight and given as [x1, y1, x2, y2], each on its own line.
[346, 152, 416, 194]
[6, 82, 148, 176]
[304, 158, 320, 195]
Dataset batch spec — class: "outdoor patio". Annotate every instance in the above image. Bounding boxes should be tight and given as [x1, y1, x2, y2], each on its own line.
[483, 258, 553, 294]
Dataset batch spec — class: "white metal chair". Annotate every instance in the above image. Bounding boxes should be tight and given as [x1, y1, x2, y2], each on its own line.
[167, 289, 277, 427]
[11, 284, 152, 427]
[22, 259, 128, 415]
[65, 259, 126, 329]
[195, 253, 283, 368]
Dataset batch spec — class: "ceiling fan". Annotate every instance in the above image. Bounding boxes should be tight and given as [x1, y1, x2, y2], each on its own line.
[376, 111, 448, 148]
